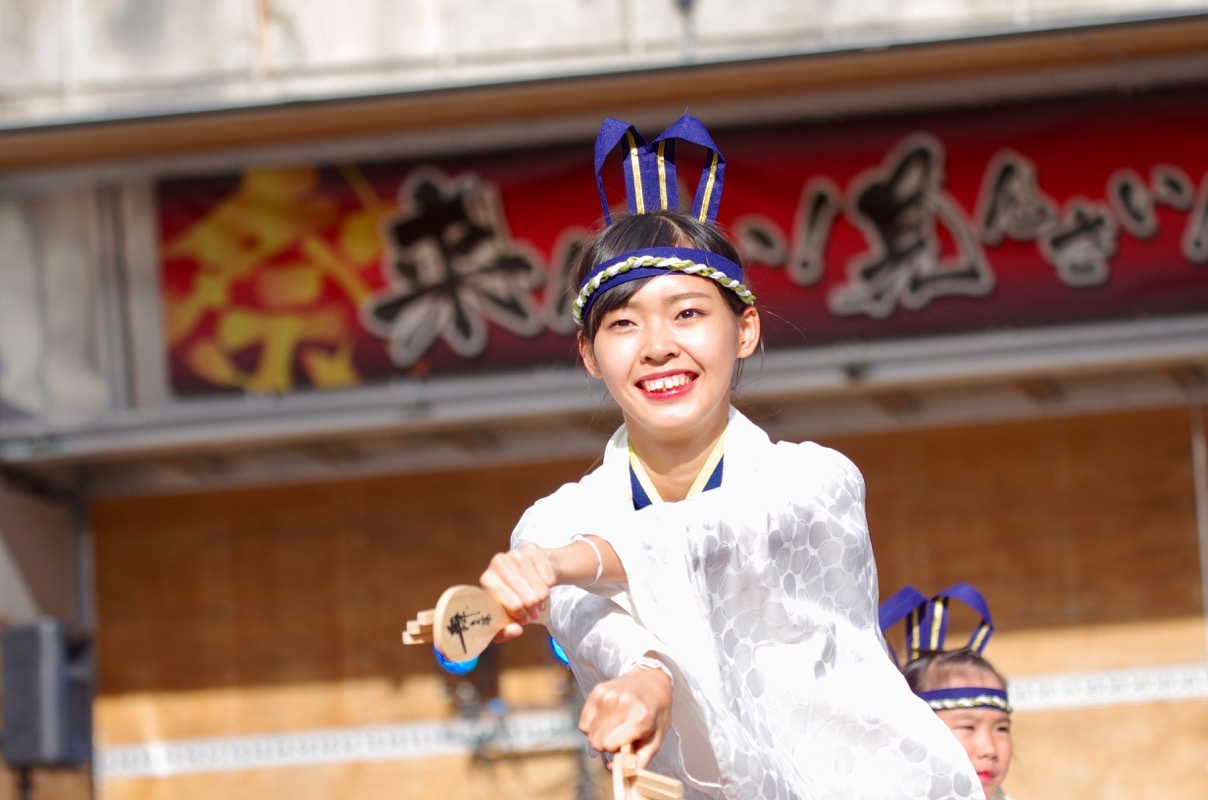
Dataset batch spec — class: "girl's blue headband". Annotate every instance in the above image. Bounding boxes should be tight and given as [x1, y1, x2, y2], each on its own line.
[879, 582, 1012, 713]
[916, 686, 1012, 714]
[572, 114, 755, 326]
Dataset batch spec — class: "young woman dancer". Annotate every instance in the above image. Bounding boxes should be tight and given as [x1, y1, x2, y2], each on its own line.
[479, 115, 980, 800]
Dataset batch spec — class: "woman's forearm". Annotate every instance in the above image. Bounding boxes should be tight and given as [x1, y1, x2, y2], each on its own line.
[551, 535, 626, 586]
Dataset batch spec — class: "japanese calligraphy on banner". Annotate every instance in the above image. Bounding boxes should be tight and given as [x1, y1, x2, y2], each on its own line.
[158, 88, 1208, 396]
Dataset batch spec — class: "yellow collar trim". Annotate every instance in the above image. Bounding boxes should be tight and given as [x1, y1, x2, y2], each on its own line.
[629, 429, 727, 505]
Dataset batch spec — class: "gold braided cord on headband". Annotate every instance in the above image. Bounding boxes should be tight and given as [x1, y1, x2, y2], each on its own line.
[924, 693, 1013, 714]
[571, 253, 756, 326]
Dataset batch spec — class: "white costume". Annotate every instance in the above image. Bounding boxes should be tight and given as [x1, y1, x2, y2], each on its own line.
[512, 408, 980, 800]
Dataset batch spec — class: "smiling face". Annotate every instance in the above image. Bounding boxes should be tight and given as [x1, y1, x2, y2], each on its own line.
[578, 273, 760, 452]
[933, 669, 1012, 799]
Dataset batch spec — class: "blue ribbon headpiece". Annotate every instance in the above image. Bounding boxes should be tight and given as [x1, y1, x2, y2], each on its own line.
[879, 582, 1011, 713]
[879, 582, 996, 664]
[573, 114, 755, 326]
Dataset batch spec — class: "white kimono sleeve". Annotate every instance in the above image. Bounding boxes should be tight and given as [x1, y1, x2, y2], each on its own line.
[598, 440, 981, 800]
[511, 482, 725, 796]
[510, 482, 666, 679]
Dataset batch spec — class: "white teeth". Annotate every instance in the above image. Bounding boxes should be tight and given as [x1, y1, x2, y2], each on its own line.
[641, 374, 690, 392]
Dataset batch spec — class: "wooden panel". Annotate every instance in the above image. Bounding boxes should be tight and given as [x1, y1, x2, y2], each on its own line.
[820, 407, 1201, 635]
[1009, 700, 1208, 799]
[0, 767, 90, 800]
[992, 617, 1206, 676]
[99, 751, 612, 800]
[4, 16, 1208, 172]
[92, 457, 594, 742]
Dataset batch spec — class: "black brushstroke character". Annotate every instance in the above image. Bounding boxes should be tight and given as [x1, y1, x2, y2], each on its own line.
[1181, 172, 1208, 265]
[445, 608, 494, 657]
[1039, 199, 1118, 287]
[361, 167, 546, 366]
[976, 150, 1059, 245]
[829, 134, 994, 319]
[1150, 164, 1195, 211]
[543, 227, 589, 335]
[1107, 169, 1158, 240]
[787, 178, 842, 286]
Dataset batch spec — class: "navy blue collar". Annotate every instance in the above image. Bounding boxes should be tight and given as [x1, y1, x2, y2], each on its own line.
[631, 457, 723, 510]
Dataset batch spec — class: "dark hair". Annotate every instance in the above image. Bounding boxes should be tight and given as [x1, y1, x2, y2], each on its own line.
[903, 649, 1008, 694]
[570, 210, 752, 341]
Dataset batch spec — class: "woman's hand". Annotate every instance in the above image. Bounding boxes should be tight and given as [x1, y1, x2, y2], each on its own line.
[578, 663, 673, 770]
[479, 537, 623, 642]
[479, 543, 557, 642]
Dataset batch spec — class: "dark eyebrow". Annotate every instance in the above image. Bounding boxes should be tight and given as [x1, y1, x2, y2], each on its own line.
[611, 286, 716, 313]
[667, 290, 713, 302]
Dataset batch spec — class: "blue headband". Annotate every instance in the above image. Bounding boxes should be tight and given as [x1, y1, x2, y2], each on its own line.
[879, 583, 1010, 713]
[572, 246, 754, 326]
[574, 114, 755, 326]
[917, 686, 1013, 714]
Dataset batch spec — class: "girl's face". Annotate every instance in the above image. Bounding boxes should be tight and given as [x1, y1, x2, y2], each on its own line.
[934, 672, 1012, 799]
[579, 274, 759, 449]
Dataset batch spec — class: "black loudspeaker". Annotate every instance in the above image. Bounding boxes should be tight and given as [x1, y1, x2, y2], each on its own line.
[2, 619, 93, 768]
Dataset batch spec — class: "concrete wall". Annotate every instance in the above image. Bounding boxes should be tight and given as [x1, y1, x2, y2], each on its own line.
[0, 190, 111, 421]
[0, 478, 79, 626]
[1, 0, 1204, 127]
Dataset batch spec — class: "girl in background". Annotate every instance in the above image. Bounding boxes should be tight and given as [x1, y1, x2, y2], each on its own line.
[881, 583, 1014, 800]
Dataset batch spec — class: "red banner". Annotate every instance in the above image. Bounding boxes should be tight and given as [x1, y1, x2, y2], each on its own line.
[158, 88, 1208, 395]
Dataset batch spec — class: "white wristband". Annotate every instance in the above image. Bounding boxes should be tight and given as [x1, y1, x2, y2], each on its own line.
[570, 535, 604, 586]
[621, 655, 673, 685]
